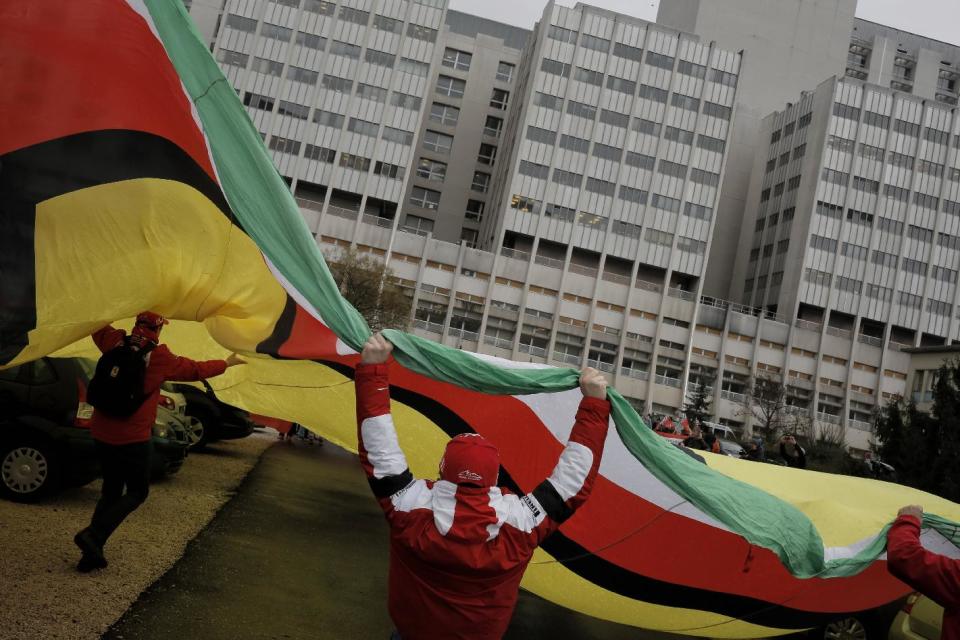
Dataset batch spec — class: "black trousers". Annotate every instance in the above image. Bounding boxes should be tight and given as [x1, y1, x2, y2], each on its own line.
[88, 440, 152, 546]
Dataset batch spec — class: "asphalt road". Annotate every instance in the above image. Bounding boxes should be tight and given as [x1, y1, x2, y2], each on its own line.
[103, 439, 672, 640]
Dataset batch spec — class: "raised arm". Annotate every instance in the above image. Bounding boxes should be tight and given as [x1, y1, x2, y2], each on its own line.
[502, 369, 611, 548]
[161, 350, 243, 382]
[887, 506, 960, 609]
[355, 335, 417, 518]
[91, 325, 125, 353]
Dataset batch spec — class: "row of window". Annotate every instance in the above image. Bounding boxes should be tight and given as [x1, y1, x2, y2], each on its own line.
[225, 8, 438, 43]
[441, 47, 515, 83]
[435, 75, 509, 109]
[268, 136, 404, 180]
[825, 136, 960, 181]
[832, 102, 959, 146]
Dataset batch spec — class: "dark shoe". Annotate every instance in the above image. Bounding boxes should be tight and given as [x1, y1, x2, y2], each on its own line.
[76, 553, 108, 573]
[74, 529, 106, 566]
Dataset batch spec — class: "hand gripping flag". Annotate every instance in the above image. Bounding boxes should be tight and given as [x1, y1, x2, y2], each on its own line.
[2, 1, 959, 637]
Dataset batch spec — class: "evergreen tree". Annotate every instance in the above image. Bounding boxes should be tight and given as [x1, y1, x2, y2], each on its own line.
[683, 371, 715, 425]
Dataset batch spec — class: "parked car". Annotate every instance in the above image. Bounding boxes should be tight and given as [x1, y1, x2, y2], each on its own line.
[165, 380, 254, 449]
[803, 598, 906, 640]
[0, 357, 189, 502]
[888, 593, 943, 640]
[717, 438, 745, 458]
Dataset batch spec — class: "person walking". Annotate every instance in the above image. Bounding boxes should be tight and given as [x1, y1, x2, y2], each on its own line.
[887, 505, 959, 640]
[73, 312, 244, 572]
[355, 333, 611, 640]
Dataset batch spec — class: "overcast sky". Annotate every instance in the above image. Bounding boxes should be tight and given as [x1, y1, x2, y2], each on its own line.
[449, 0, 960, 46]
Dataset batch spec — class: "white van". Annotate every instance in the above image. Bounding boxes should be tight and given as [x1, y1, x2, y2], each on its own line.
[701, 421, 738, 440]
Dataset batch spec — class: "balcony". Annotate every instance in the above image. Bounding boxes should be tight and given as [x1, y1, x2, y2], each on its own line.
[667, 287, 696, 302]
[412, 318, 443, 334]
[635, 280, 663, 293]
[534, 254, 564, 269]
[362, 213, 393, 229]
[553, 351, 583, 366]
[889, 340, 913, 352]
[783, 404, 810, 416]
[848, 419, 873, 432]
[500, 247, 531, 261]
[857, 334, 883, 348]
[328, 205, 359, 220]
[825, 326, 852, 339]
[655, 374, 682, 388]
[448, 327, 479, 342]
[720, 389, 746, 404]
[568, 263, 598, 278]
[401, 225, 430, 237]
[816, 411, 841, 425]
[295, 196, 325, 211]
[586, 358, 616, 373]
[620, 367, 650, 381]
[794, 318, 822, 332]
[601, 271, 631, 285]
[483, 335, 515, 350]
[518, 343, 547, 358]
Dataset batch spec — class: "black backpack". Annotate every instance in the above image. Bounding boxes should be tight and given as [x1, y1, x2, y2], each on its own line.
[87, 338, 156, 417]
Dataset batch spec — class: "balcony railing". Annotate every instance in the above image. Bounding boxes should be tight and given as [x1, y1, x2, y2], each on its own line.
[413, 319, 444, 334]
[524, 309, 553, 321]
[795, 318, 822, 331]
[362, 213, 394, 229]
[586, 358, 616, 373]
[720, 389, 746, 404]
[500, 247, 530, 261]
[858, 334, 883, 348]
[601, 271, 631, 285]
[534, 254, 564, 269]
[328, 205, 359, 220]
[816, 411, 841, 425]
[784, 404, 810, 416]
[825, 326, 852, 339]
[295, 196, 325, 211]
[620, 367, 650, 381]
[655, 374, 682, 388]
[849, 419, 873, 432]
[483, 335, 515, 350]
[568, 263, 598, 278]
[518, 343, 547, 358]
[635, 280, 663, 293]
[400, 225, 429, 236]
[889, 340, 913, 352]
[667, 287, 696, 302]
[626, 331, 654, 344]
[448, 327, 479, 342]
[553, 351, 583, 366]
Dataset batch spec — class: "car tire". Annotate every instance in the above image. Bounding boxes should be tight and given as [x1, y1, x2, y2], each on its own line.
[0, 435, 62, 503]
[187, 409, 219, 449]
[817, 616, 869, 640]
[184, 416, 208, 450]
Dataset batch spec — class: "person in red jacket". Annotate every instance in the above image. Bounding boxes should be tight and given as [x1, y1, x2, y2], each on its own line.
[886, 504, 960, 640]
[73, 311, 245, 572]
[355, 333, 611, 640]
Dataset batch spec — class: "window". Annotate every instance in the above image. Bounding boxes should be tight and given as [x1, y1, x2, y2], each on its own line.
[330, 40, 360, 59]
[243, 92, 275, 111]
[846, 208, 874, 225]
[917, 160, 944, 177]
[946, 200, 960, 216]
[908, 225, 933, 243]
[592, 143, 622, 162]
[406, 23, 437, 42]
[827, 135, 854, 152]
[646, 51, 674, 70]
[566, 100, 597, 119]
[216, 49, 249, 67]
[484, 116, 503, 138]
[612, 220, 642, 238]
[466, 200, 485, 221]
[703, 102, 731, 120]
[852, 176, 879, 193]
[496, 62, 515, 83]
[651, 193, 681, 213]
[533, 92, 562, 110]
[442, 48, 472, 71]
[544, 203, 576, 221]
[541, 58, 571, 77]
[877, 217, 904, 235]
[634, 119, 661, 137]
[858, 143, 884, 161]
[409, 187, 441, 210]
[381, 127, 413, 146]
[313, 110, 344, 128]
[526, 126, 557, 145]
[793, 144, 806, 160]
[939, 232, 960, 251]
[927, 299, 951, 316]
[472, 172, 491, 193]
[339, 152, 370, 171]
[423, 130, 453, 154]
[436, 75, 466, 98]
[404, 214, 435, 235]
[294, 32, 326, 50]
[888, 151, 913, 168]
[585, 177, 615, 196]
[277, 100, 309, 120]
[932, 266, 958, 283]
[645, 228, 674, 247]
[519, 160, 550, 179]
[356, 83, 387, 103]
[373, 14, 402, 33]
[478, 143, 497, 165]
[510, 194, 541, 214]
[252, 57, 284, 76]
[339, 6, 369, 24]
[613, 41, 643, 62]
[804, 268, 832, 286]
[394, 58, 429, 78]
[871, 250, 898, 268]
[658, 160, 686, 179]
[678, 236, 706, 254]
[268, 136, 301, 155]
[866, 284, 893, 302]
[579, 33, 609, 51]
[684, 202, 712, 220]
[552, 168, 583, 188]
[809, 235, 837, 252]
[893, 119, 921, 137]
[302, 144, 333, 163]
[389, 92, 421, 111]
[664, 126, 694, 145]
[691, 169, 720, 187]
[709, 68, 737, 87]
[365, 48, 396, 68]
[821, 168, 848, 185]
[885, 184, 910, 202]
[841, 242, 868, 261]
[671, 93, 700, 111]
[417, 158, 447, 182]
[914, 192, 939, 210]
[548, 25, 577, 43]
[619, 186, 648, 204]
[260, 23, 293, 42]
[575, 67, 603, 86]
[902, 258, 927, 275]
[833, 102, 861, 121]
[557, 134, 588, 154]
[347, 118, 378, 137]
[698, 135, 725, 154]
[577, 211, 606, 226]
[490, 89, 510, 110]
[430, 103, 459, 126]
[373, 161, 403, 180]
[638, 85, 668, 103]
[225, 14, 256, 32]
[320, 74, 352, 92]
[606, 76, 636, 95]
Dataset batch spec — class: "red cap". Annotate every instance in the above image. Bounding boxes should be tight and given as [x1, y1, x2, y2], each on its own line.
[132, 311, 168, 343]
[439, 433, 500, 487]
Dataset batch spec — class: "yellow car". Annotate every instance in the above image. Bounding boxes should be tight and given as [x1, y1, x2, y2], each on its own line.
[888, 593, 944, 640]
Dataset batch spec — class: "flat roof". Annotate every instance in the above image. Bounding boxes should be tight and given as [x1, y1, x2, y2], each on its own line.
[902, 344, 960, 355]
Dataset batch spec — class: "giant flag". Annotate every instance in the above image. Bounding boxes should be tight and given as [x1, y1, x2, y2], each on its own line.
[2, 1, 959, 637]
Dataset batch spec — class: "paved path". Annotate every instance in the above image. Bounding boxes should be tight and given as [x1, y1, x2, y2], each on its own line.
[104, 440, 666, 640]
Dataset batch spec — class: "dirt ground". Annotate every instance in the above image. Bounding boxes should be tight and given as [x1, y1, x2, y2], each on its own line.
[0, 431, 275, 640]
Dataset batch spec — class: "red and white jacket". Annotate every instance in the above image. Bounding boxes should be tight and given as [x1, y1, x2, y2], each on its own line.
[355, 363, 610, 640]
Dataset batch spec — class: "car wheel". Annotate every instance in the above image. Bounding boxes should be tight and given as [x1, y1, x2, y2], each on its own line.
[184, 417, 207, 450]
[821, 616, 868, 640]
[0, 437, 61, 503]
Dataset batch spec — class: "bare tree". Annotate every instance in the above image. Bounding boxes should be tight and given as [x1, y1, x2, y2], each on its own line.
[327, 247, 412, 332]
[737, 374, 791, 443]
